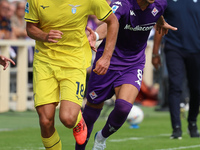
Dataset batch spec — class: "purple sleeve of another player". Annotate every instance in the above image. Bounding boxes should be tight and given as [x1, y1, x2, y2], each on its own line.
[110, 0, 129, 20]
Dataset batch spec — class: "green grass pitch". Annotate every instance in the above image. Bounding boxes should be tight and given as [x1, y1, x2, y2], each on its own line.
[0, 105, 200, 150]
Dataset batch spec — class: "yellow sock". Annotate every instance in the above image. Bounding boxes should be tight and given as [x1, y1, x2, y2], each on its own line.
[73, 111, 82, 128]
[42, 129, 62, 150]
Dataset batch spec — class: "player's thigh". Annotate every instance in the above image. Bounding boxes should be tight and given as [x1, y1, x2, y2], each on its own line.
[115, 84, 139, 104]
[114, 66, 143, 103]
[59, 68, 87, 107]
[59, 100, 81, 123]
[33, 59, 60, 107]
[86, 69, 117, 104]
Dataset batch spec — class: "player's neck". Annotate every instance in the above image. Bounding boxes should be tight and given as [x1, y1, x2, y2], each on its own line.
[137, 0, 149, 11]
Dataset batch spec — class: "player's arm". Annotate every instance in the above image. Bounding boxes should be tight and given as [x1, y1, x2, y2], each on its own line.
[87, 13, 114, 42]
[26, 22, 63, 43]
[151, 28, 163, 70]
[152, 16, 178, 69]
[86, 19, 111, 52]
[156, 15, 177, 36]
[100, 12, 119, 62]
[93, 13, 119, 75]
[95, 22, 108, 41]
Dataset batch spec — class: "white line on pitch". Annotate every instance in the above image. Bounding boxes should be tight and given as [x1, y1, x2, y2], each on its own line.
[0, 128, 13, 132]
[155, 145, 200, 150]
[109, 137, 144, 142]
[109, 133, 170, 142]
[15, 147, 45, 150]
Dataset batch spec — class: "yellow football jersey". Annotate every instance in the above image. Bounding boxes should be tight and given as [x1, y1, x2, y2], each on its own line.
[24, 0, 112, 68]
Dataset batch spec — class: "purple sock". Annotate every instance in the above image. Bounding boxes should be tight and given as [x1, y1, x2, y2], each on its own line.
[102, 99, 132, 138]
[75, 104, 102, 150]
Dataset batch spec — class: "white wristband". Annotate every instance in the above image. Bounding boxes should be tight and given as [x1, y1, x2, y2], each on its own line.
[94, 32, 99, 41]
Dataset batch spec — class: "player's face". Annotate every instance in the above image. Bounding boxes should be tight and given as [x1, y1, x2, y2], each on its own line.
[146, 0, 155, 4]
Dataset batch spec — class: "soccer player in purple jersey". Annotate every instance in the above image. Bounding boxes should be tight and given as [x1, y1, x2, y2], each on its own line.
[76, 0, 177, 149]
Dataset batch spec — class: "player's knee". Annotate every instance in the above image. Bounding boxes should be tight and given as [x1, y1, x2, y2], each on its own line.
[59, 114, 76, 128]
[39, 117, 54, 129]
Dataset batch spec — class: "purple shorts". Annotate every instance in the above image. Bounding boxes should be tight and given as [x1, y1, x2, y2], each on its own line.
[86, 65, 144, 104]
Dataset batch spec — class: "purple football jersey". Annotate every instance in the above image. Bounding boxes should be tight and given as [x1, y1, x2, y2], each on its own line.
[97, 0, 167, 70]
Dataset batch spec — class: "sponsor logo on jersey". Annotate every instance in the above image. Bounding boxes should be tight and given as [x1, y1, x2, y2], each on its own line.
[40, 5, 49, 9]
[112, 5, 119, 13]
[25, 2, 29, 13]
[124, 23, 155, 31]
[89, 91, 98, 100]
[69, 4, 80, 14]
[113, 1, 122, 6]
[130, 10, 136, 16]
[151, 7, 159, 16]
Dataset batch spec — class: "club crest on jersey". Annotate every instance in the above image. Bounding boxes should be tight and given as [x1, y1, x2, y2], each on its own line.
[89, 91, 98, 100]
[25, 2, 29, 13]
[112, 5, 119, 13]
[151, 7, 159, 16]
[69, 4, 80, 14]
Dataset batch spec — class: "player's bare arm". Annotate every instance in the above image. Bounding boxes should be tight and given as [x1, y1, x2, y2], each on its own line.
[152, 29, 163, 70]
[156, 15, 177, 36]
[87, 18, 112, 52]
[26, 22, 63, 43]
[152, 16, 178, 69]
[93, 13, 119, 75]
[95, 23, 108, 41]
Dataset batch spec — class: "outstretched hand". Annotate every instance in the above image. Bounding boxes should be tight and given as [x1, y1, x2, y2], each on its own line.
[156, 16, 177, 36]
[0, 55, 15, 70]
[86, 26, 97, 52]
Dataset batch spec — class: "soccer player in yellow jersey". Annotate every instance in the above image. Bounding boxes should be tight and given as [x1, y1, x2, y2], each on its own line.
[24, 0, 119, 149]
